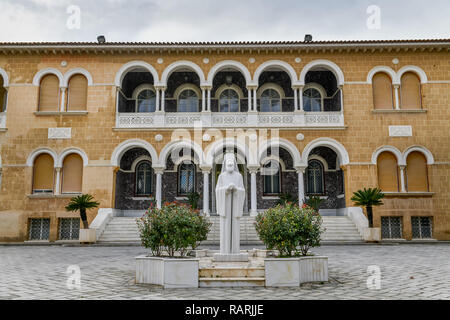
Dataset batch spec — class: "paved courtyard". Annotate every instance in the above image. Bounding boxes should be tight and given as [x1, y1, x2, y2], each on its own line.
[0, 244, 449, 300]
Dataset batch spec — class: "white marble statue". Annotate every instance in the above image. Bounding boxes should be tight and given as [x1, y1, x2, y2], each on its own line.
[215, 153, 247, 260]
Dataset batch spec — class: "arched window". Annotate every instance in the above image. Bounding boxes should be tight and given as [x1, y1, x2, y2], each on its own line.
[400, 72, 421, 109]
[219, 89, 239, 112]
[61, 154, 83, 193]
[260, 89, 281, 112]
[303, 88, 322, 112]
[263, 160, 281, 194]
[136, 89, 156, 112]
[0, 76, 6, 113]
[135, 161, 153, 196]
[178, 162, 195, 195]
[38, 74, 60, 111]
[406, 151, 428, 191]
[33, 154, 54, 193]
[372, 73, 394, 109]
[67, 74, 88, 111]
[178, 89, 199, 112]
[307, 160, 324, 194]
[377, 152, 399, 191]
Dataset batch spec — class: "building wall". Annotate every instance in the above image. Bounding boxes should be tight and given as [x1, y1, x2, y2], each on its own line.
[0, 49, 449, 241]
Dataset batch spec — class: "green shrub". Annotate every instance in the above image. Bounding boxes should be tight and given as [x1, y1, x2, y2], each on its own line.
[306, 195, 324, 212]
[255, 203, 324, 256]
[276, 193, 298, 206]
[187, 192, 200, 209]
[137, 202, 211, 257]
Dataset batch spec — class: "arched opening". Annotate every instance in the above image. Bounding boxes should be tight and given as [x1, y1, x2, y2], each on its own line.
[0, 75, 7, 113]
[166, 69, 202, 112]
[67, 74, 88, 111]
[305, 146, 345, 213]
[38, 74, 60, 111]
[32, 153, 54, 193]
[377, 151, 399, 192]
[257, 69, 293, 112]
[61, 153, 83, 193]
[211, 68, 248, 112]
[118, 67, 156, 113]
[400, 72, 421, 109]
[114, 147, 155, 211]
[303, 66, 341, 112]
[406, 151, 428, 191]
[178, 162, 196, 195]
[372, 72, 394, 110]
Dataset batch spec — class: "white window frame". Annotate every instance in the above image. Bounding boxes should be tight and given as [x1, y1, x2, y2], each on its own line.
[174, 84, 201, 112]
[306, 159, 325, 195]
[215, 84, 243, 112]
[303, 83, 327, 112]
[132, 84, 156, 113]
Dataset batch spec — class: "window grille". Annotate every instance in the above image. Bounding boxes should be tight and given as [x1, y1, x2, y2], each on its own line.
[381, 216, 402, 239]
[263, 160, 281, 194]
[178, 163, 195, 195]
[135, 161, 153, 195]
[307, 160, 324, 194]
[411, 217, 433, 239]
[29, 218, 50, 240]
[58, 218, 80, 240]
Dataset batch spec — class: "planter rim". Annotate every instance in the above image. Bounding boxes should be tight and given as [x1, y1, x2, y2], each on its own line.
[299, 255, 328, 260]
[135, 255, 199, 261]
[264, 257, 300, 261]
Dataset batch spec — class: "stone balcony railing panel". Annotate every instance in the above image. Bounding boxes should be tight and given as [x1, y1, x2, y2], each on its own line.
[116, 112, 344, 129]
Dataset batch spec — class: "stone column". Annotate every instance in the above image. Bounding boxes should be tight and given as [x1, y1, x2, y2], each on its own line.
[248, 166, 259, 216]
[60, 87, 67, 112]
[253, 89, 257, 112]
[155, 88, 160, 112]
[399, 165, 406, 192]
[293, 87, 298, 111]
[201, 87, 206, 112]
[154, 168, 164, 209]
[298, 85, 304, 112]
[160, 88, 165, 112]
[339, 85, 344, 112]
[54, 167, 62, 195]
[394, 84, 400, 110]
[247, 88, 252, 111]
[201, 167, 211, 216]
[296, 166, 306, 205]
[207, 88, 211, 112]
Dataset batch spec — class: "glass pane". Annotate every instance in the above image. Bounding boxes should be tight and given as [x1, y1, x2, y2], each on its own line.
[261, 98, 270, 112]
[179, 90, 198, 112]
[271, 100, 281, 112]
[219, 100, 229, 112]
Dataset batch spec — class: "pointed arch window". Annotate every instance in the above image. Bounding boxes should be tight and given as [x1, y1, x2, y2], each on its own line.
[307, 160, 324, 194]
[135, 161, 153, 196]
[178, 162, 195, 195]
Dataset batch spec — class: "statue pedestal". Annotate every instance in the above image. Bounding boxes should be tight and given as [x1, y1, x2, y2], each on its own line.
[213, 253, 249, 262]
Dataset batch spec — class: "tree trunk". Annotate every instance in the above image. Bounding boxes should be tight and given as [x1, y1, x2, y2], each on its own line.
[80, 209, 89, 229]
[366, 206, 373, 228]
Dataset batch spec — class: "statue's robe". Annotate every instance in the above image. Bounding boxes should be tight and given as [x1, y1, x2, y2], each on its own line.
[215, 171, 246, 255]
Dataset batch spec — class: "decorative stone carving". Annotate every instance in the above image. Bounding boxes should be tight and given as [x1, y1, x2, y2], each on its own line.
[48, 127, 71, 139]
[389, 125, 412, 137]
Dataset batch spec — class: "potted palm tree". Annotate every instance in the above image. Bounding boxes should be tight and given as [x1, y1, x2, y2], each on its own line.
[351, 188, 384, 242]
[65, 194, 100, 243]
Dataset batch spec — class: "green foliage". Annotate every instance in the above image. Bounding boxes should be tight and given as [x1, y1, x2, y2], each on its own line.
[276, 193, 298, 206]
[137, 202, 211, 257]
[351, 188, 385, 207]
[186, 192, 201, 209]
[255, 203, 324, 257]
[306, 195, 324, 212]
[351, 187, 385, 228]
[65, 194, 100, 229]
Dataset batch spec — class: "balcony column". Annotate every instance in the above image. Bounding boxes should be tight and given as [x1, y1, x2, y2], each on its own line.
[54, 167, 62, 195]
[201, 87, 206, 112]
[160, 87, 166, 112]
[293, 87, 298, 111]
[248, 166, 259, 216]
[201, 167, 211, 216]
[207, 88, 211, 112]
[393, 84, 400, 110]
[339, 85, 344, 112]
[60, 87, 67, 112]
[253, 89, 257, 112]
[155, 88, 160, 112]
[154, 168, 164, 209]
[399, 165, 406, 192]
[247, 88, 252, 111]
[297, 85, 304, 112]
[296, 166, 306, 206]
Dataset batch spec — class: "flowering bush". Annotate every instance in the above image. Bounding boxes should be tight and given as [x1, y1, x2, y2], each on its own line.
[137, 202, 211, 257]
[255, 203, 324, 256]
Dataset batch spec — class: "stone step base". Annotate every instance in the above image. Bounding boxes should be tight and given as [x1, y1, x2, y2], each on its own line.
[199, 267, 265, 278]
[199, 277, 265, 287]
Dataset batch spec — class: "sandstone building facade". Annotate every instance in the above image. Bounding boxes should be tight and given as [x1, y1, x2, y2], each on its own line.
[0, 39, 448, 242]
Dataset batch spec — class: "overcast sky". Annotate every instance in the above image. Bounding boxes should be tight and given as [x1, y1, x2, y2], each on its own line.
[0, 0, 449, 42]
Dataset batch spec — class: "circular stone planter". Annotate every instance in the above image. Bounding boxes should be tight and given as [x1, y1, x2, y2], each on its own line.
[135, 256, 199, 288]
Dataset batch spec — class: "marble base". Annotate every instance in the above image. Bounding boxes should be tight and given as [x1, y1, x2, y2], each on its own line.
[213, 253, 249, 262]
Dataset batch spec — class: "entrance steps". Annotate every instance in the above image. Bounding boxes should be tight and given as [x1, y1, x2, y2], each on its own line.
[199, 266, 265, 287]
[97, 214, 364, 244]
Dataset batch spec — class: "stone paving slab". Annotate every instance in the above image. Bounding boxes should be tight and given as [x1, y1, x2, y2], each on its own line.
[0, 244, 449, 300]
